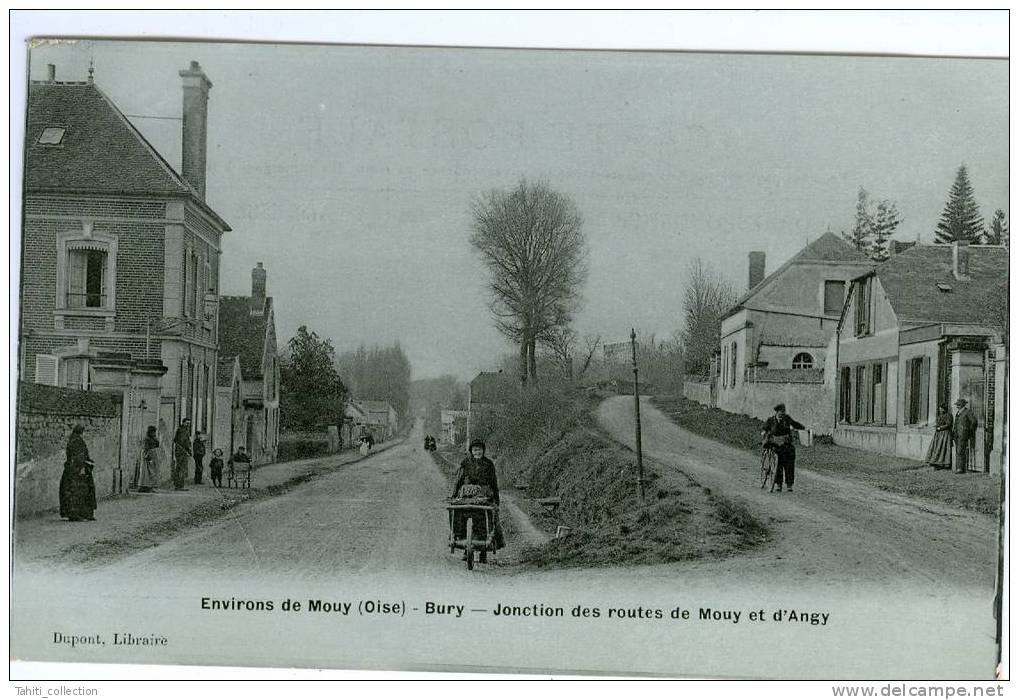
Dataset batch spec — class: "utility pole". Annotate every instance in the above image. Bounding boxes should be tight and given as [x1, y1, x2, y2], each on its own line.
[630, 328, 645, 502]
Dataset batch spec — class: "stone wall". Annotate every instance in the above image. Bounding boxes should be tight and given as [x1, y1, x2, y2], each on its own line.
[15, 382, 123, 517]
[683, 379, 715, 407]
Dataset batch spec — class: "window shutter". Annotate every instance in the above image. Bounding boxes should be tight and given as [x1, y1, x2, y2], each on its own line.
[35, 354, 59, 386]
[919, 356, 931, 423]
[67, 250, 87, 308]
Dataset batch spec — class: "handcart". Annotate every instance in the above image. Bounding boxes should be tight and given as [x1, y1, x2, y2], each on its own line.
[446, 500, 497, 571]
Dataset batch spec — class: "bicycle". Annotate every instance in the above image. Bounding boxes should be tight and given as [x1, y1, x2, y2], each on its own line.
[760, 444, 778, 492]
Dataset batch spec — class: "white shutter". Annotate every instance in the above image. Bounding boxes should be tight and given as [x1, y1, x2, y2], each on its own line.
[35, 354, 59, 386]
[67, 250, 87, 308]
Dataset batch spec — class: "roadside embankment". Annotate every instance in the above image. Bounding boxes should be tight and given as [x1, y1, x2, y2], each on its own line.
[651, 396, 999, 516]
[456, 385, 770, 569]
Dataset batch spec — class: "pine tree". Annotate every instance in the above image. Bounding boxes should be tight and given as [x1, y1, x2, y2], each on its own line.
[870, 200, 901, 262]
[935, 165, 984, 243]
[843, 187, 873, 252]
[985, 209, 1008, 246]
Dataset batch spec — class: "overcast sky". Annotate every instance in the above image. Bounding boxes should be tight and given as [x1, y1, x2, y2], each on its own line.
[24, 41, 1008, 380]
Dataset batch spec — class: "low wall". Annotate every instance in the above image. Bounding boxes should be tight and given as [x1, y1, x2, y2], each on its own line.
[834, 424, 898, 457]
[683, 380, 714, 407]
[717, 380, 836, 436]
[15, 383, 123, 517]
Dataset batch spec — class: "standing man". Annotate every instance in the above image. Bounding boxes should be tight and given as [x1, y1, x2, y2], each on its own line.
[172, 418, 192, 491]
[952, 398, 978, 474]
[761, 403, 806, 493]
[192, 431, 206, 485]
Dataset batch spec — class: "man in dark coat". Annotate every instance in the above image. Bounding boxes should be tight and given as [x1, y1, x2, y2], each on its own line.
[952, 398, 978, 474]
[192, 431, 206, 485]
[761, 403, 806, 493]
[172, 418, 192, 491]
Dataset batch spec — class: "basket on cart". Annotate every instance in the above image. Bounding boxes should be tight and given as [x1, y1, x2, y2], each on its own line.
[446, 498, 497, 571]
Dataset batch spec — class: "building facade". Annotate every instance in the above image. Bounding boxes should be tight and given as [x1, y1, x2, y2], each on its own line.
[716, 233, 872, 432]
[834, 241, 1007, 472]
[20, 62, 230, 478]
[214, 263, 281, 464]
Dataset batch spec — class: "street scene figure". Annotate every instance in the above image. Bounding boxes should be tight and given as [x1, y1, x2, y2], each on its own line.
[451, 439, 504, 559]
[172, 419, 192, 491]
[137, 425, 160, 493]
[58, 425, 96, 522]
[761, 404, 805, 493]
[193, 432, 206, 485]
[228, 446, 252, 489]
[209, 448, 225, 488]
[952, 399, 978, 473]
[924, 404, 954, 471]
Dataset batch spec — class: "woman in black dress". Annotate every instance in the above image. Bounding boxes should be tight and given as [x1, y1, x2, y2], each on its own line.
[451, 439, 504, 556]
[59, 424, 97, 521]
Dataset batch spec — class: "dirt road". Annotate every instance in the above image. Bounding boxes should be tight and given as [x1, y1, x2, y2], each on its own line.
[597, 396, 999, 590]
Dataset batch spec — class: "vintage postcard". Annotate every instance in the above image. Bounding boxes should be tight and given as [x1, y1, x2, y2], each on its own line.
[11, 35, 1008, 680]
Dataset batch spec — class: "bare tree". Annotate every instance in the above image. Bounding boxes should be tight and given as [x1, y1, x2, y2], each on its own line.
[470, 179, 588, 385]
[576, 333, 602, 380]
[681, 259, 738, 376]
[538, 324, 577, 378]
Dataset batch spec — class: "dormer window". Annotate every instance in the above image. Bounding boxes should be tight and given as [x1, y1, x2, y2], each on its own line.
[37, 127, 66, 145]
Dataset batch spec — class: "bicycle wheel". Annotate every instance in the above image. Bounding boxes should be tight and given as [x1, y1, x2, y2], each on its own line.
[766, 451, 779, 492]
[760, 451, 772, 489]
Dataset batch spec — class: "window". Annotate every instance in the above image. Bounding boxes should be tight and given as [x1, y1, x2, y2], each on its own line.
[792, 352, 814, 369]
[730, 342, 737, 387]
[839, 366, 852, 422]
[56, 230, 118, 314]
[904, 356, 930, 425]
[854, 278, 873, 336]
[871, 363, 886, 424]
[823, 280, 846, 316]
[721, 345, 728, 387]
[37, 127, 66, 145]
[854, 366, 866, 422]
[67, 249, 107, 308]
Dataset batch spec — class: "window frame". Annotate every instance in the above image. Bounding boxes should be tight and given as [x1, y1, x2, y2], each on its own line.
[792, 352, 814, 369]
[55, 228, 118, 316]
[854, 277, 873, 337]
[823, 279, 846, 316]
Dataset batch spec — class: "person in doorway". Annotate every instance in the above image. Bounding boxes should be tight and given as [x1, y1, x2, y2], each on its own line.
[138, 425, 160, 492]
[451, 439, 504, 560]
[192, 431, 206, 485]
[924, 404, 953, 471]
[952, 398, 978, 474]
[172, 418, 192, 491]
[58, 424, 97, 521]
[208, 448, 225, 488]
[761, 403, 805, 493]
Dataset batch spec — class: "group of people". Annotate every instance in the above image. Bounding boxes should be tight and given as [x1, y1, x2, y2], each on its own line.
[423, 435, 437, 452]
[168, 418, 249, 490]
[924, 398, 979, 473]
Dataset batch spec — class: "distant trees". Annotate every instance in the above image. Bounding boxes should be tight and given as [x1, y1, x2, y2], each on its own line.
[935, 165, 985, 243]
[985, 209, 1009, 246]
[681, 259, 737, 376]
[280, 326, 347, 430]
[842, 186, 902, 261]
[336, 343, 412, 420]
[470, 179, 588, 386]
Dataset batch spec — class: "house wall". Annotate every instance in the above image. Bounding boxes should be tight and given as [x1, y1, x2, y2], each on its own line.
[15, 384, 123, 517]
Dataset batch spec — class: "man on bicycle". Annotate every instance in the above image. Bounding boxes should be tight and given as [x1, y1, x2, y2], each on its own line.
[761, 403, 805, 493]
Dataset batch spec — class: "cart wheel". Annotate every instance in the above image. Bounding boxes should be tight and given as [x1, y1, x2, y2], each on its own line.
[465, 518, 474, 571]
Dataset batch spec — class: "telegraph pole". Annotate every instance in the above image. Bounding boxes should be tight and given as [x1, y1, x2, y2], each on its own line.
[630, 328, 645, 502]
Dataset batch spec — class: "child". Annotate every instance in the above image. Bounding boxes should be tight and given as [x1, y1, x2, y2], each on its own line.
[209, 448, 225, 488]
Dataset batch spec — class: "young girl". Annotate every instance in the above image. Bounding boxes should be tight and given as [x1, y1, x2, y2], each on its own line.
[209, 448, 225, 488]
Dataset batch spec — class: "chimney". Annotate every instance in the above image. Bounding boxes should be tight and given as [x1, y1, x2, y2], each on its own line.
[179, 61, 212, 199]
[748, 251, 766, 290]
[952, 240, 970, 280]
[47, 64, 56, 82]
[251, 262, 266, 315]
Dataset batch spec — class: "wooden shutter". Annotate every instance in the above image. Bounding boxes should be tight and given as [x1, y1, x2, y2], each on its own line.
[67, 250, 87, 308]
[919, 356, 931, 423]
[35, 354, 59, 386]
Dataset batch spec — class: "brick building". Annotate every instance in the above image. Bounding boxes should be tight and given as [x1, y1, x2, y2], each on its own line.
[213, 263, 281, 464]
[19, 62, 231, 476]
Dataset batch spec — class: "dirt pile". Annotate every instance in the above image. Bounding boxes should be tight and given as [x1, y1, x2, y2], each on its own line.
[481, 385, 770, 568]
